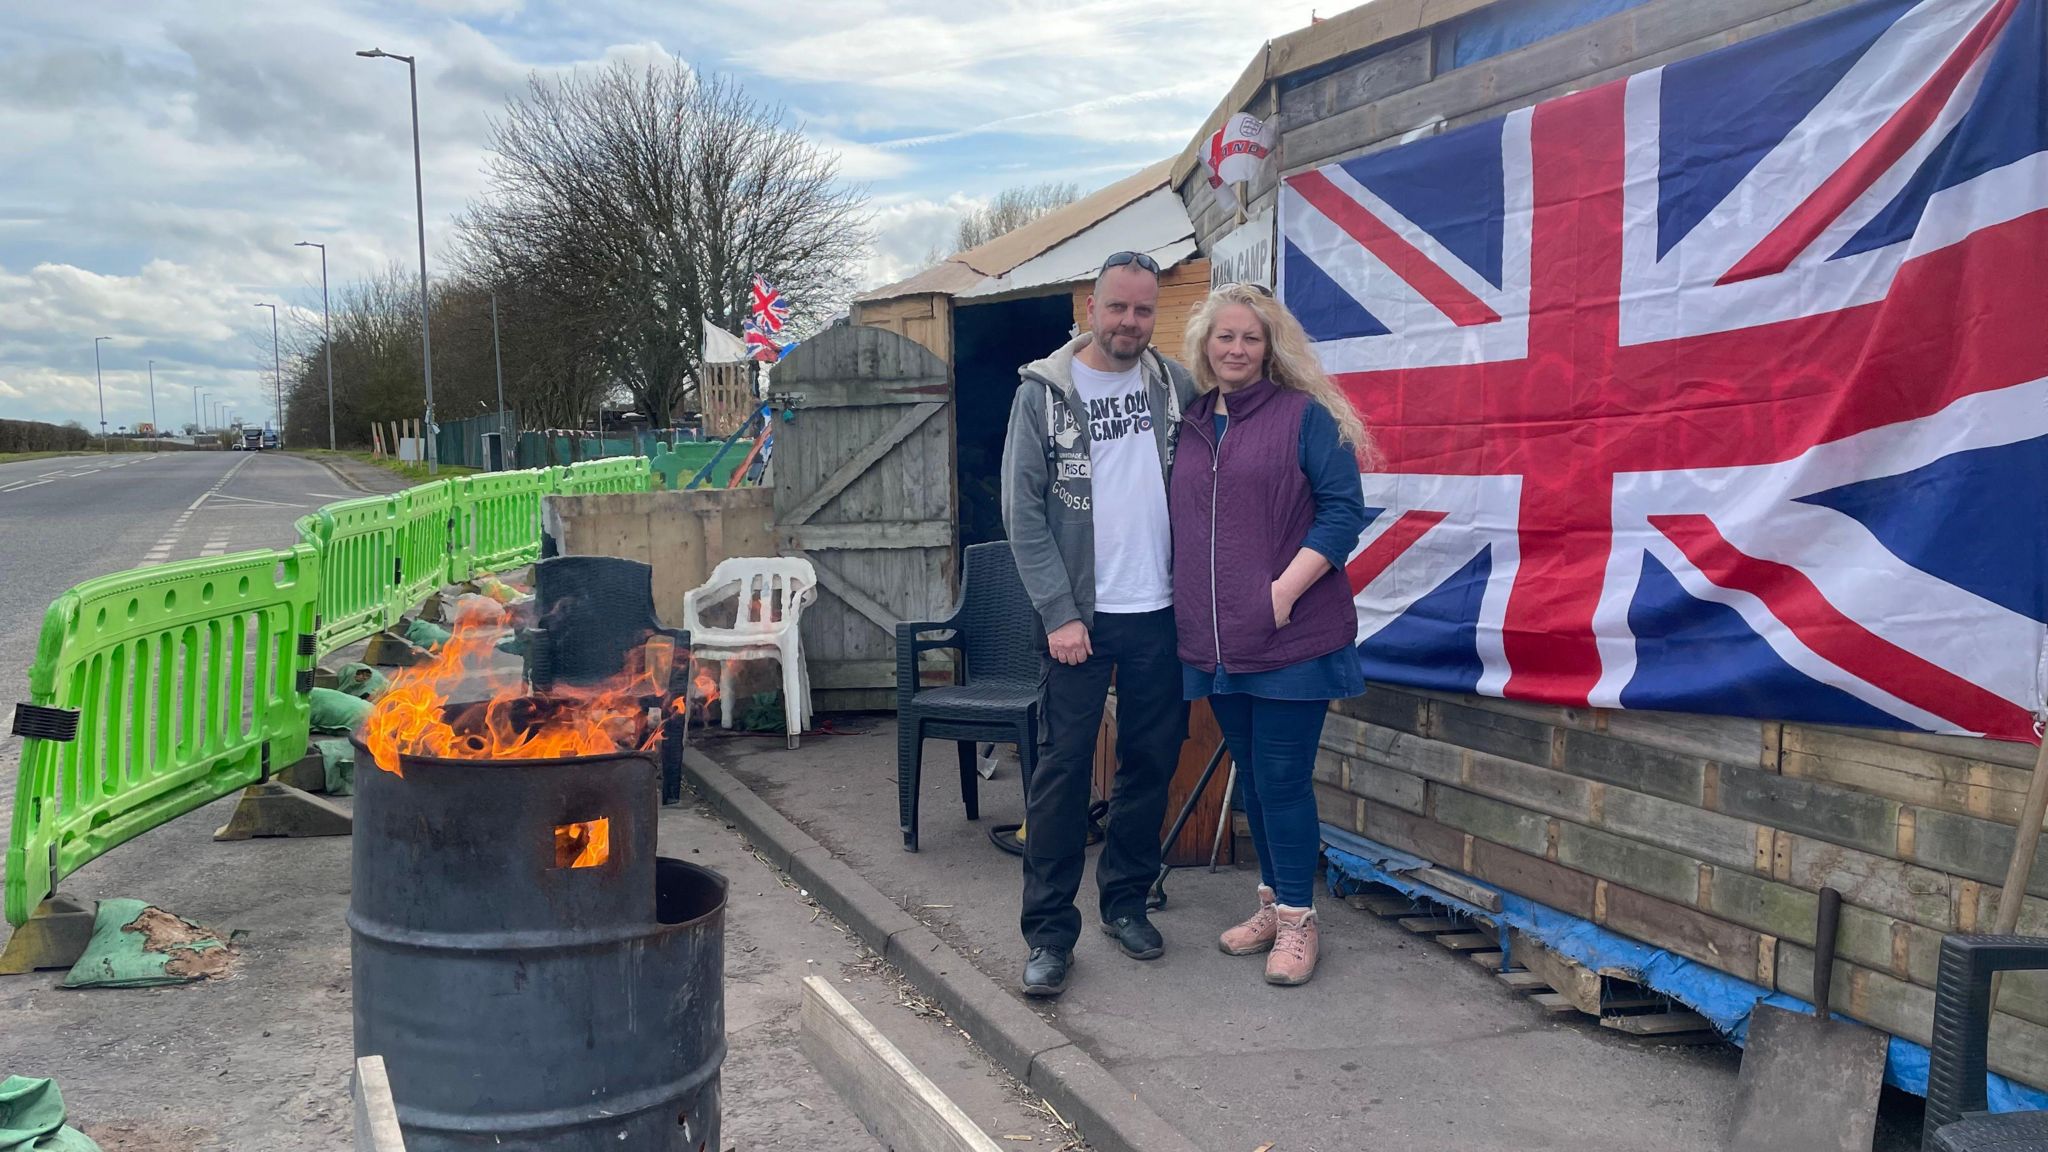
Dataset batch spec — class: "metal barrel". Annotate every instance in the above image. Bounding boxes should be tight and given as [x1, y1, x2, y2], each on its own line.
[349, 743, 726, 1150]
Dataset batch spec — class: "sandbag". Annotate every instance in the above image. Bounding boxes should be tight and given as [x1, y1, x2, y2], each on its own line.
[403, 617, 452, 649]
[60, 900, 234, 990]
[315, 737, 355, 797]
[0, 1077, 100, 1152]
[309, 688, 371, 734]
[333, 662, 388, 701]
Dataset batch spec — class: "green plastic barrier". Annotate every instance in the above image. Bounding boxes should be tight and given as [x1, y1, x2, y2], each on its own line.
[4, 458, 661, 929]
[650, 440, 754, 490]
[5, 546, 320, 927]
[393, 480, 456, 616]
[310, 493, 404, 654]
[450, 469, 552, 582]
[558, 456, 650, 495]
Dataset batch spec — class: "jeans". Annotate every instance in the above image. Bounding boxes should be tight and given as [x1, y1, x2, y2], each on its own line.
[1020, 608, 1185, 951]
[1207, 694, 1328, 908]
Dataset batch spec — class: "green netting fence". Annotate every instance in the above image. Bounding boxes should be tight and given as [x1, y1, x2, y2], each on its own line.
[5, 447, 749, 928]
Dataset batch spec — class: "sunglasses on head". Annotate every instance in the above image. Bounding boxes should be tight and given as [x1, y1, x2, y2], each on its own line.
[1228, 281, 1274, 298]
[1099, 250, 1161, 275]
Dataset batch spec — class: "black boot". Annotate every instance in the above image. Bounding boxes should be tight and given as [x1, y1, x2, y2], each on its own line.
[1022, 946, 1072, 997]
[1101, 914, 1164, 960]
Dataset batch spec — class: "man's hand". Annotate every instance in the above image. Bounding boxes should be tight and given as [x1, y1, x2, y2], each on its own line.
[1048, 620, 1092, 666]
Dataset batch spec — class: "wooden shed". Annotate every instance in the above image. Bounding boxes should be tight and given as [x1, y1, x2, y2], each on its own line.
[1168, 0, 2048, 1099]
[855, 161, 1212, 551]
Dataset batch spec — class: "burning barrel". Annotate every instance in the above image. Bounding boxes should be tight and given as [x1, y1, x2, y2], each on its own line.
[349, 742, 726, 1150]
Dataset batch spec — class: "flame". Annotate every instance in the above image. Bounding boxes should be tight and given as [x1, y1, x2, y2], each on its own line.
[692, 664, 720, 710]
[362, 615, 672, 775]
[553, 818, 611, 868]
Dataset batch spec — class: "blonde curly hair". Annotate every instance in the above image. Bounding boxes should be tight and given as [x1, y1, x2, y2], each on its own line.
[1183, 284, 1377, 464]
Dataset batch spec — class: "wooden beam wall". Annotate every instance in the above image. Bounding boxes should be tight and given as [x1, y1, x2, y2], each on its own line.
[852, 294, 955, 366]
[1313, 684, 2048, 1091]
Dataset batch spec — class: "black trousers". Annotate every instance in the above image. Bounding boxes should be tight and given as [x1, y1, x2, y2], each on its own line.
[1021, 608, 1186, 950]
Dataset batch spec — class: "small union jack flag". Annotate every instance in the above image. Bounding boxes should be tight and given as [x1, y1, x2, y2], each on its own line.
[749, 275, 790, 334]
[743, 317, 782, 363]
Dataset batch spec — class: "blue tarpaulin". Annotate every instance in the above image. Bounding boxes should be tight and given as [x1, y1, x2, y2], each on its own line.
[1447, 0, 1656, 70]
[1321, 825, 2048, 1113]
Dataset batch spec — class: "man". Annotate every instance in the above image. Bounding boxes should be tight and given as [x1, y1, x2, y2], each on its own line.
[1000, 251, 1195, 998]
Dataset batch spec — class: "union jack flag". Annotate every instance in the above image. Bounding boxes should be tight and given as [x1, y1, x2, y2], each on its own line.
[1282, 0, 2048, 741]
[749, 274, 790, 334]
[743, 317, 782, 363]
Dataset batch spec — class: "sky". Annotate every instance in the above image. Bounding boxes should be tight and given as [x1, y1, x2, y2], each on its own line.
[0, 0, 1328, 433]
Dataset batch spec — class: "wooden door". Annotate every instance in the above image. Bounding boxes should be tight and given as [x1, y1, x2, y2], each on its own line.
[772, 325, 957, 711]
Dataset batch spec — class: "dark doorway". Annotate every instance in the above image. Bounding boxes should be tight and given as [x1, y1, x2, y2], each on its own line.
[952, 294, 1080, 547]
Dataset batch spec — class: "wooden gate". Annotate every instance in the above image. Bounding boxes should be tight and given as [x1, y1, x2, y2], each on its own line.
[772, 326, 956, 711]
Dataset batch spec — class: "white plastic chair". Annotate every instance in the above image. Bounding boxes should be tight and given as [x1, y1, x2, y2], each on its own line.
[681, 557, 818, 748]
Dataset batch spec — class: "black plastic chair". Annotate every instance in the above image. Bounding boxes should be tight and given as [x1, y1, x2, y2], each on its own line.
[530, 555, 682, 687]
[1923, 934, 2048, 1150]
[527, 555, 690, 804]
[894, 541, 1045, 852]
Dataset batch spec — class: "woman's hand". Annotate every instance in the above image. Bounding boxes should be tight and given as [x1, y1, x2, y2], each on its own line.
[1271, 548, 1334, 629]
[1271, 582, 1297, 629]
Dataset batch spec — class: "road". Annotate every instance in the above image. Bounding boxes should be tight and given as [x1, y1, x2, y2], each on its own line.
[0, 451, 1059, 1150]
[0, 450, 371, 828]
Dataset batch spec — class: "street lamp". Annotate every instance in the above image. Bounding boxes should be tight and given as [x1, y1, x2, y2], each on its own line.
[146, 359, 159, 446]
[193, 385, 202, 434]
[490, 291, 507, 447]
[255, 303, 281, 446]
[295, 240, 336, 450]
[358, 47, 437, 475]
[92, 336, 112, 451]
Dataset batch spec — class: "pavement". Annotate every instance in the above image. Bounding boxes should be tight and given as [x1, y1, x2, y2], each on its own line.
[691, 719, 1899, 1152]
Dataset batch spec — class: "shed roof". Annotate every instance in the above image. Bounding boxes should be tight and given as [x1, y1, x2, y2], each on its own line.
[858, 157, 1187, 304]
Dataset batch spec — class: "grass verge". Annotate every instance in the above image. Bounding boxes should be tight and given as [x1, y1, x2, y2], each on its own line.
[297, 448, 480, 482]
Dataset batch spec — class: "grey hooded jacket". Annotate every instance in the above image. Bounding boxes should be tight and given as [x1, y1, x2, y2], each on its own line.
[1000, 333, 1197, 633]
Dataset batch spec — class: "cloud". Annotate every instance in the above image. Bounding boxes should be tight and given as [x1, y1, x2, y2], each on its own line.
[810, 133, 914, 182]
[0, 0, 1317, 427]
[870, 80, 1216, 150]
[863, 194, 989, 289]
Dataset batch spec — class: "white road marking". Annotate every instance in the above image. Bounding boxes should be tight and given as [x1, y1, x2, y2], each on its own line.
[0, 479, 53, 493]
[305, 492, 354, 500]
[142, 454, 255, 564]
[205, 493, 307, 508]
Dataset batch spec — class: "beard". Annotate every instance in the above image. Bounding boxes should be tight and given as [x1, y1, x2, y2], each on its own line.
[1100, 328, 1146, 358]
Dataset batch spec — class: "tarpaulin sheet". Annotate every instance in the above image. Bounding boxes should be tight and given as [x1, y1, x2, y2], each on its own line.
[1322, 827, 2048, 1112]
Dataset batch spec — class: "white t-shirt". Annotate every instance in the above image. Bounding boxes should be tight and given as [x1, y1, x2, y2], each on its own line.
[1070, 358, 1172, 613]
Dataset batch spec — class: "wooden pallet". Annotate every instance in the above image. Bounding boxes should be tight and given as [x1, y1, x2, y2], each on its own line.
[1345, 890, 1418, 918]
[1341, 882, 1725, 1045]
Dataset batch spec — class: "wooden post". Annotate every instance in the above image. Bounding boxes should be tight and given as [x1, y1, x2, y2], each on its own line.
[1991, 726, 2048, 1007]
[354, 1055, 407, 1151]
[798, 976, 1003, 1152]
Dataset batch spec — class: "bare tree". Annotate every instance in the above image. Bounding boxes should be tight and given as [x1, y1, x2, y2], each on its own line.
[456, 60, 870, 423]
[954, 181, 1081, 252]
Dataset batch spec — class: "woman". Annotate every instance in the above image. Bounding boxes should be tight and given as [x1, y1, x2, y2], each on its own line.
[1169, 283, 1372, 986]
